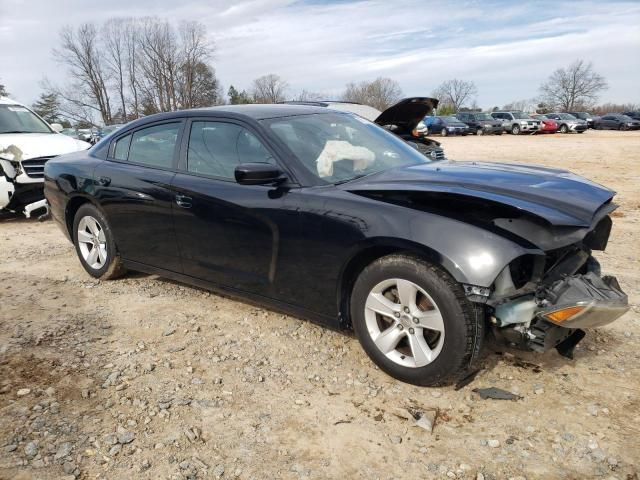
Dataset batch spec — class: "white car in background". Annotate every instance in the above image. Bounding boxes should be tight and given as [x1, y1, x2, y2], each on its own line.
[0, 97, 90, 218]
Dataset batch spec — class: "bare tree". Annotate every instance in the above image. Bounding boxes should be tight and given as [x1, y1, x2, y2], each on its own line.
[55, 23, 113, 124]
[502, 98, 536, 112]
[539, 59, 608, 111]
[431, 79, 477, 112]
[102, 19, 128, 122]
[252, 74, 288, 103]
[342, 77, 402, 111]
[0, 81, 8, 97]
[294, 89, 324, 102]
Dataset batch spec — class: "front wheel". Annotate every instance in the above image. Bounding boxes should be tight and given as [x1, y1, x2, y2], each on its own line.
[440, 128, 448, 137]
[350, 254, 484, 386]
[511, 124, 520, 135]
[559, 124, 569, 133]
[73, 203, 126, 280]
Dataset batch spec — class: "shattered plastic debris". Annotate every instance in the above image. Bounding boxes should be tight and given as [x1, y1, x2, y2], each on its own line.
[472, 387, 522, 401]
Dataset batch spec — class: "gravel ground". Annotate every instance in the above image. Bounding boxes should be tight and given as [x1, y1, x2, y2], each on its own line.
[1, 129, 639, 480]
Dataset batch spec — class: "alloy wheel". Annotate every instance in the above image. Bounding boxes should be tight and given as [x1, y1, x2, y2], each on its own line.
[77, 215, 108, 270]
[364, 278, 445, 368]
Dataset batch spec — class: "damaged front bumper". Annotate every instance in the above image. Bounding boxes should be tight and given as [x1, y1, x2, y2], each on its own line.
[485, 252, 629, 356]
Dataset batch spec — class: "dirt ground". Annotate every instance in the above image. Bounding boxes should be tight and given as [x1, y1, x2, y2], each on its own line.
[1, 129, 639, 480]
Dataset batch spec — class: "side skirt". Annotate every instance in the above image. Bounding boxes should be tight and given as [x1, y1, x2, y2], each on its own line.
[122, 259, 342, 331]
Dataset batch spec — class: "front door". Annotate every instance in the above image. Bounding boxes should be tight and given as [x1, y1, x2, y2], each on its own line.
[171, 119, 299, 298]
[94, 120, 184, 272]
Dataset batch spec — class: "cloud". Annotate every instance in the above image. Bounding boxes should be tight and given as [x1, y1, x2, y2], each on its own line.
[0, 0, 638, 107]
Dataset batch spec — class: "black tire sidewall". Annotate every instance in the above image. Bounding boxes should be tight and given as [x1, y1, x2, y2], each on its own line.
[351, 256, 477, 386]
[72, 204, 117, 278]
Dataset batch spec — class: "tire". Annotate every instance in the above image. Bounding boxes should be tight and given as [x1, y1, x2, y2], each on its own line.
[440, 128, 448, 137]
[350, 254, 484, 386]
[511, 124, 520, 135]
[559, 124, 568, 133]
[73, 203, 126, 280]
[476, 128, 484, 136]
[619, 124, 627, 131]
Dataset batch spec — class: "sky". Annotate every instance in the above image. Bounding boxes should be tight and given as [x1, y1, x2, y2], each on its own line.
[1, 0, 639, 108]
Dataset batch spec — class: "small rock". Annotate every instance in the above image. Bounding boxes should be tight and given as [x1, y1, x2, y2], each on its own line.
[213, 464, 225, 479]
[413, 410, 437, 433]
[45, 387, 56, 396]
[607, 457, 618, 467]
[116, 427, 135, 444]
[4, 444, 17, 453]
[103, 434, 118, 446]
[476, 473, 485, 480]
[389, 435, 402, 444]
[140, 459, 151, 472]
[163, 327, 176, 336]
[63, 461, 76, 474]
[24, 441, 38, 459]
[55, 442, 73, 460]
[588, 438, 599, 450]
[109, 444, 121, 456]
[534, 387, 544, 395]
[17, 388, 31, 397]
[487, 439, 500, 448]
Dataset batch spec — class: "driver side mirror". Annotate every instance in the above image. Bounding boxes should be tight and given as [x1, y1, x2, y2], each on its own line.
[235, 163, 286, 186]
[50, 123, 63, 133]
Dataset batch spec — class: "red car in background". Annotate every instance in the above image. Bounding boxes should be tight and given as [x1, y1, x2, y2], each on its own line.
[532, 114, 558, 134]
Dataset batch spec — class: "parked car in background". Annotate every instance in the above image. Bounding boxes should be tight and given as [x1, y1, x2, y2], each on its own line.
[545, 113, 587, 134]
[567, 111, 596, 128]
[531, 114, 558, 134]
[76, 128, 93, 143]
[622, 111, 640, 121]
[490, 111, 541, 135]
[455, 112, 503, 135]
[284, 98, 445, 161]
[44, 104, 629, 386]
[90, 124, 125, 145]
[0, 96, 90, 218]
[423, 116, 470, 136]
[594, 114, 640, 131]
[60, 128, 80, 139]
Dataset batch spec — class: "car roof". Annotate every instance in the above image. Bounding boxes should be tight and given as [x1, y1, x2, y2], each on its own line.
[192, 104, 330, 120]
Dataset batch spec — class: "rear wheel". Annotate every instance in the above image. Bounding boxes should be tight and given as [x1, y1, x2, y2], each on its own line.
[559, 124, 569, 133]
[350, 254, 484, 386]
[511, 124, 520, 135]
[73, 204, 126, 280]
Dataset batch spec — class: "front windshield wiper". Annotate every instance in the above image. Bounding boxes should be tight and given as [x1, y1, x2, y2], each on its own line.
[333, 173, 372, 185]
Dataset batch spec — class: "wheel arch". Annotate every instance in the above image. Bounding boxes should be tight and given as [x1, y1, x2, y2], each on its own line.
[336, 238, 453, 329]
[65, 195, 105, 240]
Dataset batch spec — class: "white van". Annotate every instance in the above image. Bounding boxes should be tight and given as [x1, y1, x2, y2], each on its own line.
[0, 97, 90, 217]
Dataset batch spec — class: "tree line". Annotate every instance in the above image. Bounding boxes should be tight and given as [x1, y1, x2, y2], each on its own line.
[2, 16, 633, 127]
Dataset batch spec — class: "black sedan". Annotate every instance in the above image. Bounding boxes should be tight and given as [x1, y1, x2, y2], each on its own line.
[594, 113, 640, 130]
[44, 105, 629, 386]
[455, 112, 503, 135]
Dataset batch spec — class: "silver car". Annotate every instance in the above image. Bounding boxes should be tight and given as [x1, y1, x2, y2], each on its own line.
[491, 111, 541, 135]
[546, 113, 588, 133]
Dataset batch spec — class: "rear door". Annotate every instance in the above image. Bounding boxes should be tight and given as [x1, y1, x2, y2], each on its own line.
[94, 120, 184, 272]
[171, 118, 300, 298]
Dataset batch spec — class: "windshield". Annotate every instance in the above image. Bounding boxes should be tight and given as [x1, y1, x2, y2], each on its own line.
[263, 112, 430, 184]
[0, 104, 52, 134]
[474, 113, 493, 121]
[511, 112, 532, 119]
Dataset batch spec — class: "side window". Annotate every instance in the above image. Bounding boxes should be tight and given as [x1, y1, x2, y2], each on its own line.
[187, 121, 275, 179]
[113, 134, 131, 161]
[127, 123, 180, 168]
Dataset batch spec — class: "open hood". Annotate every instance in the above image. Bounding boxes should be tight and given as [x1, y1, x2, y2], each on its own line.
[343, 161, 615, 227]
[374, 97, 439, 133]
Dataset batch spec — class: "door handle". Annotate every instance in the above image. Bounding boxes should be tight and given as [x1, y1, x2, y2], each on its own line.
[98, 176, 111, 186]
[175, 194, 192, 208]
